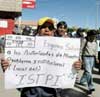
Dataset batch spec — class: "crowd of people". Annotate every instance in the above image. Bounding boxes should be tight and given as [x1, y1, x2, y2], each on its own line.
[0, 16, 100, 97]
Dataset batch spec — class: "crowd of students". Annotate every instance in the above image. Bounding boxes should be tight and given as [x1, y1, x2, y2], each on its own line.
[0, 16, 100, 97]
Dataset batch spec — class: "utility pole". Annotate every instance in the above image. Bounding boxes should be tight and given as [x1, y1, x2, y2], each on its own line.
[96, 0, 100, 30]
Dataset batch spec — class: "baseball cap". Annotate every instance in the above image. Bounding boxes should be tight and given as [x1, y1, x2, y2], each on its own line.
[38, 17, 54, 26]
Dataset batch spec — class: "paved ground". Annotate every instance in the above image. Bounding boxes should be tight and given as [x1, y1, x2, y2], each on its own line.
[0, 65, 100, 97]
[74, 68, 100, 97]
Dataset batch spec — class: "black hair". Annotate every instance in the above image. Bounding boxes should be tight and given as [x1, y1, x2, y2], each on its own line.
[76, 28, 85, 37]
[77, 28, 85, 33]
[87, 29, 97, 36]
[57, 21, 67, 28]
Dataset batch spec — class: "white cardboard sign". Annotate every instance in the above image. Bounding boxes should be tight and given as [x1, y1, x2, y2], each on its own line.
[5, 35, 80, 89]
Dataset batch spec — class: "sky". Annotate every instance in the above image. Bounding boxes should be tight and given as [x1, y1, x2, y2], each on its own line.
[22, 0, 100, 29]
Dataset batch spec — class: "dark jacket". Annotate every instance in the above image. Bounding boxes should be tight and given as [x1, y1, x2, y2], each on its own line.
[21, 87, 57, 97]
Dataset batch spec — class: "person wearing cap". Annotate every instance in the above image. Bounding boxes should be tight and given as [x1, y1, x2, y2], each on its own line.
[36, 17, 56, 36]
[79, 29, 98, 96]
[1, 17, 81, 97]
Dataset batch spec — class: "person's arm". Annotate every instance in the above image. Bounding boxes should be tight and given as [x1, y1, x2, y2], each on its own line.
[95, 41, 99, 64]
[79, 38, 87, 62]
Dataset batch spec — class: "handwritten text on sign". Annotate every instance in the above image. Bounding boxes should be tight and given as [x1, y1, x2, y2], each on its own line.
[5, 35, 80, 89]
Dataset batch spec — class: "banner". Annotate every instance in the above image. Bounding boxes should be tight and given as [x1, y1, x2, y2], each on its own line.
[22, 0, 36, 9]
[5, 35, 80, 89]
[0, 19, 14, 36]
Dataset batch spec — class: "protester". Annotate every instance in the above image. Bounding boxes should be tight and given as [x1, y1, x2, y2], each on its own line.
[1, 17, 81, 97]
[75, 28, 87, 83]
[55, 21, 68, 37]
[0, 38, 3, 53]
[76, 28, 87, 38]
[0, 37, 5, 53]
[79, 29, 98, 96]
[22, 25, 32, 35]
[55, 21, 82, 97]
